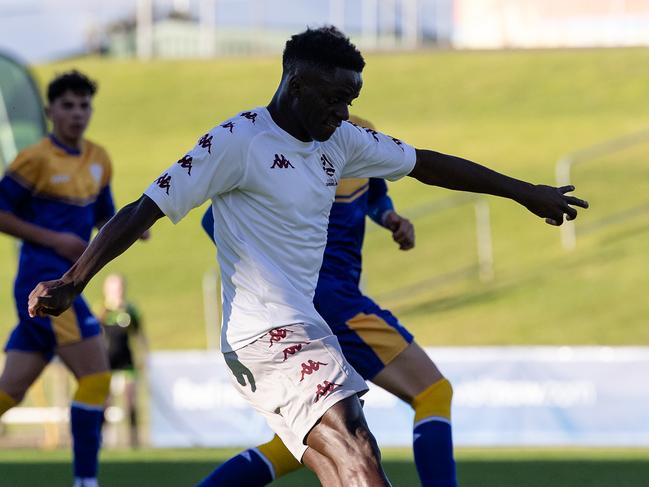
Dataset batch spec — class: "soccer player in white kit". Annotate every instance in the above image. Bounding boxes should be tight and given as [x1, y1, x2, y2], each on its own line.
[29, 27, 588, 486]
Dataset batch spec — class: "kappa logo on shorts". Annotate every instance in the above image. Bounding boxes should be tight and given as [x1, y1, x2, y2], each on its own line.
[155, 173, 172, 194]
[270, 154, 294, 169]
[299, 359, 328, 382]
[314, 380, 340, 402]
[177, 155, 193, 175]
[268, 327, 293, 347]
[282, 342, 310, 361]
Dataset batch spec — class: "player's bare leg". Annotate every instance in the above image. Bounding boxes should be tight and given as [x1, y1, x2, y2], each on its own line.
[372, 341, 456, 487]
[0, 350, 48, 407]
[303, 447, 343, 487]
[306, 395, 391, 487]
[372, 341, 443, 401]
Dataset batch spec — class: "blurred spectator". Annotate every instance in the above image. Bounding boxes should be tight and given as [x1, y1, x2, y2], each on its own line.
[100, 273, 147, 448]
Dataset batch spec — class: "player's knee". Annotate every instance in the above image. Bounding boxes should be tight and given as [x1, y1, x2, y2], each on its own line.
[410, 377, 453, 424]
[257, 434, 302, 477]
[73, 371, 111, 408]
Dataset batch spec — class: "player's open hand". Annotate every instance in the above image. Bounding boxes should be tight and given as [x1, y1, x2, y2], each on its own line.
[28, 278, 78, 318]
[384, 211, 415, 250]
[520, 185, 589, 226]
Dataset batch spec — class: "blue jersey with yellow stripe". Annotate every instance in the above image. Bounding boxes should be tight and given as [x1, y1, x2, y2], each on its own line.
[1, 135, 115, 357]
[319, 177, 393, 286]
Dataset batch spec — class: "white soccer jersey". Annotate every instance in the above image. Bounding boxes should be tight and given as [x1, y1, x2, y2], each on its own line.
[145, 107, 416, 352]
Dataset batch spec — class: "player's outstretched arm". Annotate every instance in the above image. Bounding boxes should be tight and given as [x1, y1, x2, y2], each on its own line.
[28, 195, 163, 318]
[409, 149, 589, 226]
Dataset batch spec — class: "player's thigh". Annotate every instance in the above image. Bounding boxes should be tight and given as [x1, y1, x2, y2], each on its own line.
[56, 335, 109, 379]
[0, 350, 48, 399]
[371, 341, 444, 403]
[305, 394, 377, 459]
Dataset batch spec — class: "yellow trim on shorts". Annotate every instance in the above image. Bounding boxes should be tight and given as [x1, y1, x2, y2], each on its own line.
[345, 312, 409, 366]
[52, 307, 81, 345]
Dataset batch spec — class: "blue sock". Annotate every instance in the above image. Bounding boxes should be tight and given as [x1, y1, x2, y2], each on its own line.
[70, 404, 103, 478]
[413, 419, 457, 487]
[197, 448, 273, 487]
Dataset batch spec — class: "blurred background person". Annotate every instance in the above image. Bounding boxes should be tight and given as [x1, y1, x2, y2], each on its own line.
[100, 273, 147, 449]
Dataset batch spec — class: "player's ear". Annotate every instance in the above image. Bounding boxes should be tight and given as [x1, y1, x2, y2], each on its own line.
[44, 105, 52, 121]
[287, 74, 302, 97]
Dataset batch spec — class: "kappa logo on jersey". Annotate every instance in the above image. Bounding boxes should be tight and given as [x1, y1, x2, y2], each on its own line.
[364, 127, 380, 142]
[177, 155, 193, 175]
[270, 153, 294, 169]
[268, 327, 293, 347]
[240, 111, 257, 124]
[155, 173, 172, 194]
[221, 121, 235, 133]
[314, 380, 340, 402]
[299, 360, 328, 382]
[391, 137, 404, 151]
[282, 342, 310, 361]
[348, 121, 379, 142]
[198, 134, 213, 154]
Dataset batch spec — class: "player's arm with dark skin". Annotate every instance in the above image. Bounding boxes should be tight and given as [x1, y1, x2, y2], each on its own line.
[409, 149, 589, 225]
[0, 210, 88, 262]
[27, 195, 163, 318]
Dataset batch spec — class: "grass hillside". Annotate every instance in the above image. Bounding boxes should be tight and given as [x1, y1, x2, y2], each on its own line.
[1, 48, 648, 349]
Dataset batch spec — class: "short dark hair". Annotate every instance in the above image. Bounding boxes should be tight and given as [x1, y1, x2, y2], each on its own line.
[47, 70, 97, 103]
[283, 26, 365, 73]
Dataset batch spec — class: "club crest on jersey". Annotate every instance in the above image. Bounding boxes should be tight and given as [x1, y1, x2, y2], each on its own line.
[321, 153, 337, 186]
[271, 153, 294, 169]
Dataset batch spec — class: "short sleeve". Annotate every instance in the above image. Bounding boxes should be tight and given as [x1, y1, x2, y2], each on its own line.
[144, 125, 247, 224]
[0, 150, 39, 212]
[338, 121, 416, 181]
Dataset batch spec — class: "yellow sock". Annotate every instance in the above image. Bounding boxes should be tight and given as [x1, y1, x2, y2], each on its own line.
[256, 434, 302, 478]
[73, 371, 111, 408]
[411, 378, 453, 424]
[0, 389, 17, 417]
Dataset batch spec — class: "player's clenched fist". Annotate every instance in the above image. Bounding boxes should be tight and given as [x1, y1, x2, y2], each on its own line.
[28, 279, 78, 318]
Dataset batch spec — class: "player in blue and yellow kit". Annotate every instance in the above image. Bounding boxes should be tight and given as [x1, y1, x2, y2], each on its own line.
[199, 117, 457, 487]
[0, 71, 114, 487]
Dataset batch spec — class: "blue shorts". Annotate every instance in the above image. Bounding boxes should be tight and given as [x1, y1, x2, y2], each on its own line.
[5, 289, 101, 362]
[314, 277, 414, 380]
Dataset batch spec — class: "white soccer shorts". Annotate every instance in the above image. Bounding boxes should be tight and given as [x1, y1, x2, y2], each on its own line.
[223, 322, 368, 460]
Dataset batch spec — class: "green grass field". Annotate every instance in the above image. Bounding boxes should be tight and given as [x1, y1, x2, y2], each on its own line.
[1, 48, 649, 348]
[1, 448, 649, 487]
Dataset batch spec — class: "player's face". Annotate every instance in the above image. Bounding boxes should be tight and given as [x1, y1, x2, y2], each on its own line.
[47, 90, 93, 145]
[295, 68, 362, 142]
